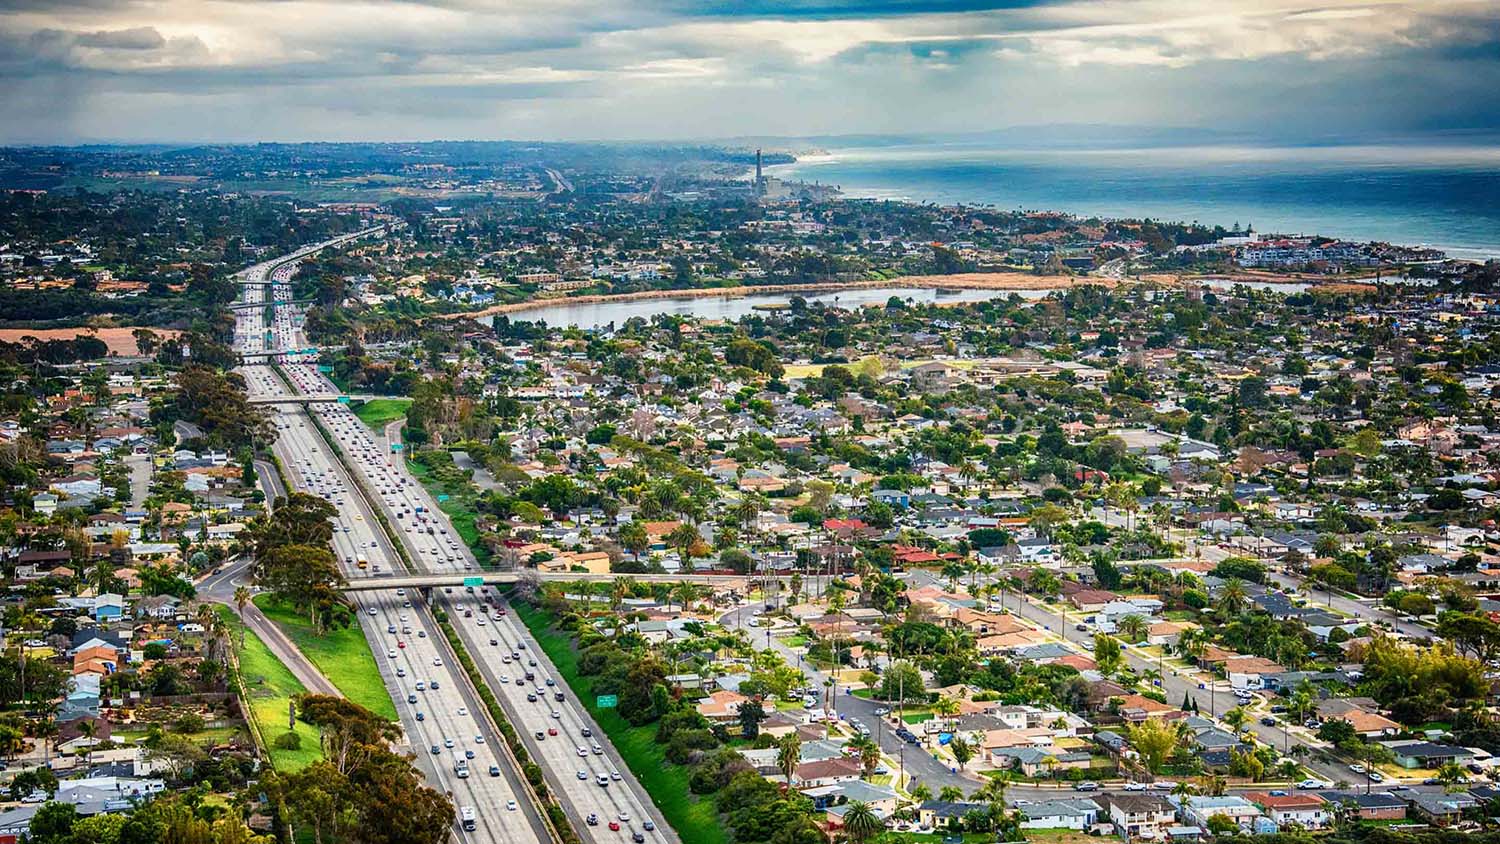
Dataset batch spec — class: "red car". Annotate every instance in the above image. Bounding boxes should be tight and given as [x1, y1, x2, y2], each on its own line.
[397, 641, 406, 649]
[548, 727, 558, 736]
[608, 822, 620, 831]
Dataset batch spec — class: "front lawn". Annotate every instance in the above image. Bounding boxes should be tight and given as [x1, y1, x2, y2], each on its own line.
[515, 602, 726, 844]
[255, 595, 396, 720]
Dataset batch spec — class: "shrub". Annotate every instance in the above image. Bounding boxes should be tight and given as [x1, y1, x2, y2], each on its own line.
[273, 731, 301, 750]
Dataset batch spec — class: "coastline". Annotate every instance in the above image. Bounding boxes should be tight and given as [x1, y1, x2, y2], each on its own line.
[431, 272, 1108, 321]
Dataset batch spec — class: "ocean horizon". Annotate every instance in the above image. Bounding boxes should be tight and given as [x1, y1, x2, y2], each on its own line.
[776, 142, 1500, 261]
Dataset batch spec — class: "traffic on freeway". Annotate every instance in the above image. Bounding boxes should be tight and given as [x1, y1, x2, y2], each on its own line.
[275, 357, 675, 844]
[233, 232, 545, 844]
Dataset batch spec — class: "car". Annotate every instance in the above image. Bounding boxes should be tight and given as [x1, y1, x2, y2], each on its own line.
[578, 770, 588, 780]
[1261, 716, 1277, 726]
[611, 771, 622, 781]
[1124, 783, 1148, 791]
[475, 735, 485, 744]
[619, 812, 630, 822]
[643, 821, 655, 831]
[407, 694, 418, 703]
[387, 649, 397, 658]
[430, 745, 440, 755]
[527, 693, 538, 702]
[457, 707, 467, 716]
[465, 749, 475, 760]
[1151, 781, 1177, 790]
[1073, 782, 1099, 792]
[1367, 771, 1386, 782]
[433, 657, 442, 666]
[415, 712, 425, 721]
[431, 680, 440, 690]
[608, 822, 620, 832]
[586, 815, 599, 827]
[545, 678, 555, 686]
[535, 730, 545, 740]
[396, 668, 406, 678]
[490, 639, 499, 646]
[578, 747, 588, 757]
[444, 738, 455, 748]
[490, 765, 501, 777]
[397, 641, 405, 649]
[507, 801, 517, 812]
[418, 630, 427, 638]
[1298, 779, 1331, 790]
[633, 834, 646, 843]
[581, 727, 593, 737]
[548, 727, 558, 736]
[1350, 763, 1368, 774]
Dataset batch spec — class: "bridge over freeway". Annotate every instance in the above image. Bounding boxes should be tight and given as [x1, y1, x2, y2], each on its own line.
[247, 393, 396, 405]
[340, 570, 766, 592]
[228, 298, 314, 310]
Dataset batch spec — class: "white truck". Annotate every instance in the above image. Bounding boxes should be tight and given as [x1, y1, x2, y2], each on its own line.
[460, 806, 477, 831]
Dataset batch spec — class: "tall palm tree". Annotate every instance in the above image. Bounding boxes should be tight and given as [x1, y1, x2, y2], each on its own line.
[233, 586, 251, 648]
[842, 801, 884, 844]
[777, 733, 802, 791]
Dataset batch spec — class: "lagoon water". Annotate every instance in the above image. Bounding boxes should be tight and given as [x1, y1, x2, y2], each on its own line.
[779, 143, 1500, 261]
[485, 286, 1033, 329]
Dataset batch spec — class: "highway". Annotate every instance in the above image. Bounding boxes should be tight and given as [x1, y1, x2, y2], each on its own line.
[233, 232, 547, 844]
[274, 359, 675, 844]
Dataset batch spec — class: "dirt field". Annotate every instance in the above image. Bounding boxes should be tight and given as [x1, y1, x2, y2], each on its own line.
[0, 327, 180, 356]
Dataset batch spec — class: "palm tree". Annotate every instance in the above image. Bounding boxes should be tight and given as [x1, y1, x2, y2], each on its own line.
[842, 801, 885, 844]
[1223, 707, 1249, 736]
[1171, 780, 1198, 803]
[776, 733, 802, 790]
[1116, 614, 1149, 643]
[851, 735, 881, 779]
[233, 586, 251, 648]
[938, 786, 966, 803]
[1217, 578, 1247, 616]
[909, 783, 932, 803]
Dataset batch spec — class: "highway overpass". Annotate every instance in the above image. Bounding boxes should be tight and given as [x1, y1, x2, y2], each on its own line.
[247, 393, 394, 405]
[340, 570, 764, 592]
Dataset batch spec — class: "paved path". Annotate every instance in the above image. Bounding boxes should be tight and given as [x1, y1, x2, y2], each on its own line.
[253, 458, 285, 502]
[200, 557, 341, 698]
[452, 451, 502, 491]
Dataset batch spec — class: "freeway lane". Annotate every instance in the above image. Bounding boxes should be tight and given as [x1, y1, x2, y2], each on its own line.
[271, 357, 673, 844]
[233, 232, 545, 844]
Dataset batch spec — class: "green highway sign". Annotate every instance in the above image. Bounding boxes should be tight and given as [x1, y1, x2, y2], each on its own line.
[596, 695, 618, 709]
[391, 443, 404, 452]
[463, 576, 483, 588]
[437, 494, 450, 502]
[337, 395, 351, 404]
[317, 365, 333, 373]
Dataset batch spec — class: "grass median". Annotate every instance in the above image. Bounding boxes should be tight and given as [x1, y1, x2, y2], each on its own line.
[216, 605, 323, 771]
[514, 602, 727, 844]
[254, 595, 397, 720]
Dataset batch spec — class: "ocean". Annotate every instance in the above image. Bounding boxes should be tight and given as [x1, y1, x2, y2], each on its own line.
[776, 143, 1500, 260]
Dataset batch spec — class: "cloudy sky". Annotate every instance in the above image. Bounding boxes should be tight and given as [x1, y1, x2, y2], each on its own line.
[2, 0, 1498, 144]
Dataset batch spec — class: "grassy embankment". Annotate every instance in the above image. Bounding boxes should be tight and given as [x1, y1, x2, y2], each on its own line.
[253, 595, 397, 720]
[352, 398, 412, 428]
[215, 606, 323, 770]
[513, 602, 727, 844]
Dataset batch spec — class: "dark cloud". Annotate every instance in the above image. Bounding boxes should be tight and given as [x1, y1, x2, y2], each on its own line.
[76, 26, 164, 49]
